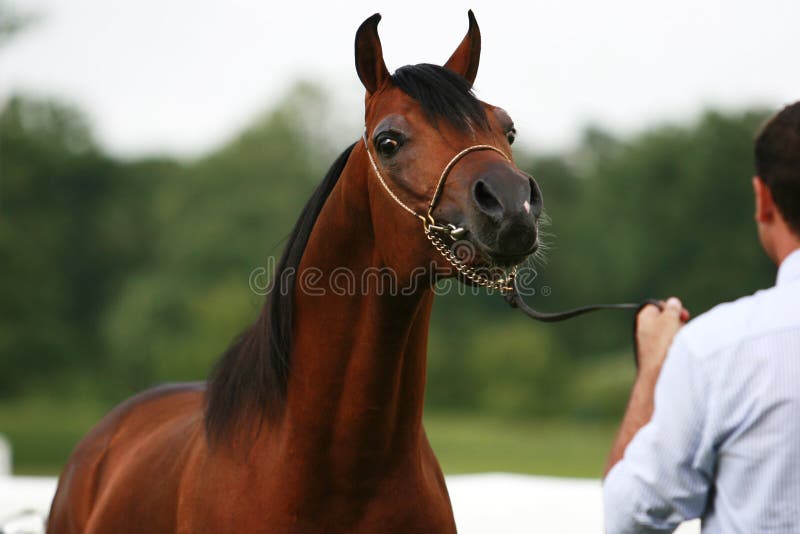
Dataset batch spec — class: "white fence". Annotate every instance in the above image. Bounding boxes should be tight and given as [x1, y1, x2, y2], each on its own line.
[0, 436, 10, 478]
[0, 472, 700, 534]
[0, 476, 55, 534]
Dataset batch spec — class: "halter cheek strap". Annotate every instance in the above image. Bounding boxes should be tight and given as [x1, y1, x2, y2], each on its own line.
[362, 134, 425, 223]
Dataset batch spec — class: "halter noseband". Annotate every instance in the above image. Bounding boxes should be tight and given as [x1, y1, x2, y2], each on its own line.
[363, 134, 518, 292]
[363, 134, 512, 232]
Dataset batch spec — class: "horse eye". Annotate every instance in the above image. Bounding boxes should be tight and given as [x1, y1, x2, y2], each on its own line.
[377, 137, 400, 158]
[506, 129, 517, 146]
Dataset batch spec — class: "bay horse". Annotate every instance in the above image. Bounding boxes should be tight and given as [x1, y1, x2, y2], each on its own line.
[48, 11, 543, 533]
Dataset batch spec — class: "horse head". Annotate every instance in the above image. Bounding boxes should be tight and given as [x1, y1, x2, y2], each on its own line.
[355, 11, 543, 288]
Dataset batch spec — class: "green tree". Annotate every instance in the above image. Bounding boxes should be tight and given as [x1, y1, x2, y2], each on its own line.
[102, 83, 336, 393]
[0, 82, 779, 422]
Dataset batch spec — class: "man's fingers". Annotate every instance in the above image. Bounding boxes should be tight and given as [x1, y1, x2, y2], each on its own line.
[664, 297, 682, 317]
[638, 303, 661, 321]
[638, 297, 690, 325]
[663, 297, 691, 323]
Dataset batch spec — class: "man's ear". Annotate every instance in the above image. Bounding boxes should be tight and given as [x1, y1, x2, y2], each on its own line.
[753, 176, 776, 223]
[443, 10, 481, 85]
[355, 13, 390, 95]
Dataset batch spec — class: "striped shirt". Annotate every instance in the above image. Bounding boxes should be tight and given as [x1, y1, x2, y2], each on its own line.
[604, 248, 800, 533]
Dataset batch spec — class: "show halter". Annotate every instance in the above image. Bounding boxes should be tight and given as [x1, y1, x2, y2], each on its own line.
[362, 134, 661, 329]
[363, 134, 517, 292]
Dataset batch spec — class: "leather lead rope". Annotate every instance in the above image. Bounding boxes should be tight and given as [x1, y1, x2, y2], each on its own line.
[505, 276, 663, 366]
[504, 277, 660, 323]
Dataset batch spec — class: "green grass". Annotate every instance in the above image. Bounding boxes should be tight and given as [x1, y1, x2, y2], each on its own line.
[0, 397, 111, 475]
[425, 412, 617, 478]
[0, 398, 618, 478]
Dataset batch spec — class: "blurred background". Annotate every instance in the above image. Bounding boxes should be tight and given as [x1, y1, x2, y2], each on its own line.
[1, 0, 798, 478]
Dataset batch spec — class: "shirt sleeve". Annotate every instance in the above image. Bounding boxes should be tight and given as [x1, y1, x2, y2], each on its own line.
[603, 334, 715, 533]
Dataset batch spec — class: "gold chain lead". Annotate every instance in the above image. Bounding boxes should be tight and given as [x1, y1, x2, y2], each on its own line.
[426, 230, 517, 294]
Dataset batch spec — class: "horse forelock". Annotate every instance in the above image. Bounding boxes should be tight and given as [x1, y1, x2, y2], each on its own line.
[390, 63, 489, 132]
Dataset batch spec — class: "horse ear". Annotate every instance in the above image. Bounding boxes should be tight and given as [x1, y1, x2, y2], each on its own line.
[444, 10, 481, 86]
[355, 13, 390, 94]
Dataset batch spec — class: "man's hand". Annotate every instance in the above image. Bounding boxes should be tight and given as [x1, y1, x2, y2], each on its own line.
[605, 297, 689, 476]
[635, 297, 689, 378]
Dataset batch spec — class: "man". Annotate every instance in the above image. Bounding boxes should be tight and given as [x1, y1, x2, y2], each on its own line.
[603, 101, 800, 533]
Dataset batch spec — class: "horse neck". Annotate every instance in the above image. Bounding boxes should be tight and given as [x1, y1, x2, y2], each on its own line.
[282, 148, 434, 472]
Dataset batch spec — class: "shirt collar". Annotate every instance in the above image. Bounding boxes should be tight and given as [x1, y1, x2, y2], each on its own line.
[776, 248, 800, 286]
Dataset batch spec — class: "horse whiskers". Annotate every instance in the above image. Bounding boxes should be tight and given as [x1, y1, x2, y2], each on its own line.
[537, 209, 553, 229]
[529, 210, 554, 268]
[532, 248, 550, 268]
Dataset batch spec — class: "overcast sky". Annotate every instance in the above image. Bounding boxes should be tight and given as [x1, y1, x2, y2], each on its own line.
[2, 0, 799, 158]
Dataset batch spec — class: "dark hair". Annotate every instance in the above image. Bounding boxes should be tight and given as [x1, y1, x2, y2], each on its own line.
[755, 101, 800, 235]
[392, 63, 489, 131]
[204, 143, 355, 444]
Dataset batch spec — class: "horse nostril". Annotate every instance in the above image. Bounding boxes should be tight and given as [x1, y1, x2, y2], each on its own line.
[473, 179, 503, 218]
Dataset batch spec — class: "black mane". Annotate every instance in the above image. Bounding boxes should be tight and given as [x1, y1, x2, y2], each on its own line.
[392, 63, 489, 131]
[204, 64, 489, 444]
[204, 143, 355, 443]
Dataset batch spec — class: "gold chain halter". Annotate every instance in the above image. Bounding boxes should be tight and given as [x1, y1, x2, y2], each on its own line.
[362, 133, 659, 331]
[362, 134, 518, 293]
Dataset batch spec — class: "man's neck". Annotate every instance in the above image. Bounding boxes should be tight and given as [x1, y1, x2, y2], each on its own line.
[774, 241, 800, 266]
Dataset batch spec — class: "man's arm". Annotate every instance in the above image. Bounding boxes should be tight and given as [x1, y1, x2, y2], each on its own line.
[603, 299, 714, 533]
[604, 297, 687, 476]
[604, 371, 659, 477]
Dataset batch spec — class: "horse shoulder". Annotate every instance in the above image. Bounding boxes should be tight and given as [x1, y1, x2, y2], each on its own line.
[48, 382, 206, 534]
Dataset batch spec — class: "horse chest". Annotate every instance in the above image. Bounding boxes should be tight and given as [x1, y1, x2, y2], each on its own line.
[177, 452, 455, 533]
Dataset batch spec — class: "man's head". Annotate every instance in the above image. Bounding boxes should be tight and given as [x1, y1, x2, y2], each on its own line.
[753, 101, 800, 264]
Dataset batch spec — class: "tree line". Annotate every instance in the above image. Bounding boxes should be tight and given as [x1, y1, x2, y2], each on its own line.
[0, 84, 775, 419]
